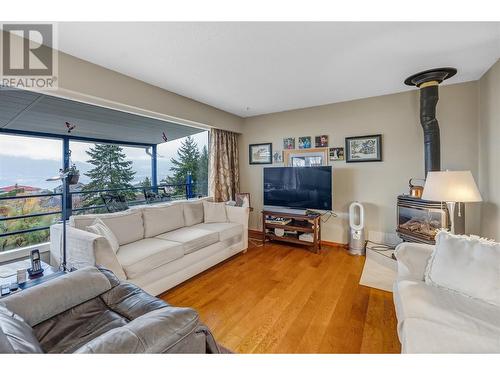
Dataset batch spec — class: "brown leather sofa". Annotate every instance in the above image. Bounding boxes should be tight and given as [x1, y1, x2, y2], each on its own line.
[0, 267, 224, 353]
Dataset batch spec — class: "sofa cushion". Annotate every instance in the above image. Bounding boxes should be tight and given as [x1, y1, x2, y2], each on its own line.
[33, 297, 128, 353]
[71, 210, 144, 246]
[117, 238, 184, 279]
[74, 306, 201, 353]
[203, 201, 227, 223]
[399, 317, 500, 353]
[142, 204, 185, 238]
[193, 222, 243, 242]
[86, 218, 120, 253]
[183, 201, 204, 226]
[0, 305, 43, 353]
[424, 231, 500, 307]
[156, 227, 219, 255]
[394, 279, 500, 352]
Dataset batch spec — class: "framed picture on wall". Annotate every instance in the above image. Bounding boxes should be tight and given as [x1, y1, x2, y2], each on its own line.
[273, 150, 283, 163]
[345, 134, 382, 162]
[329, 147, 344, 161]
[298, 136, 312, 149]
[283, 137, 295, 149]
[249, 143, 272, 164]
[315, 135, 329, 148]
[283, 148, 328, 167]
[235, 193, 251, 208]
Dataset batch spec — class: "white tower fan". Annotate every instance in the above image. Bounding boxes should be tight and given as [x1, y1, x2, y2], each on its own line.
[348, 202, 366, 256]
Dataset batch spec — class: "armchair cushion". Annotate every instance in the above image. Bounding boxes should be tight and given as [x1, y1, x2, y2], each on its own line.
[394, 242, 434, 281]
[99, 281, 169, 320]
[424, 231, 500, 307]
[0, 305, 43, 353]
[73, 306, 202, 353]
[34, 297, 129, 353]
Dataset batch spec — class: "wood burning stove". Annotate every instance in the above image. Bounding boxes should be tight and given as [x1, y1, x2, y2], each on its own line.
[397, 195, 449, 244]
[397, 67, 458, 244]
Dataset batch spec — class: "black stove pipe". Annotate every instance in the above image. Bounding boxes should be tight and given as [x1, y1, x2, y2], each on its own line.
[420, 84, 440, 176]
[404, 67, 457, 177]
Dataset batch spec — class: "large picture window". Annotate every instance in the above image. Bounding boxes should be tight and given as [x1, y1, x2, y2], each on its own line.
[0, 134, 63, 251]
[69, 140, 152, 213]
[0, 129, 209, 253]
[157, 131, 209, 198]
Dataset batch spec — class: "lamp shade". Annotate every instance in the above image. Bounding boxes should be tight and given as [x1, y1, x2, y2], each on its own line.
[422, 171, 482, 202]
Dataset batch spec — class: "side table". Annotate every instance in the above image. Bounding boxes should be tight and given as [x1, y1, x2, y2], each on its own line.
[0, 259, 64, 299]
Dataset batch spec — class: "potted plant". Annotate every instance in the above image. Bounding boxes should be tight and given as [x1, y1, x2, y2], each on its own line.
[66, 164, 80, 185]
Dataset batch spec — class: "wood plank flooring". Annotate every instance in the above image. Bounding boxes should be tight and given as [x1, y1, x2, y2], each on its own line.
[161, 240, 401, 354]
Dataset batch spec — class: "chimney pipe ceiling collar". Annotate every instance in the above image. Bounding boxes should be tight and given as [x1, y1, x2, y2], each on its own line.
[404, 67, 457, 87]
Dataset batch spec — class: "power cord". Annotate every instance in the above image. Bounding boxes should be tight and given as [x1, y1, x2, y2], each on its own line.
[306, 209, 337, 223]
[366, 240, 397, 260]
[366, 240, 396, 251]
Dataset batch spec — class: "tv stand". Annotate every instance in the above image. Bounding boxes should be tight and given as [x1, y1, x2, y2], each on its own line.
[262, 210, 321, 253]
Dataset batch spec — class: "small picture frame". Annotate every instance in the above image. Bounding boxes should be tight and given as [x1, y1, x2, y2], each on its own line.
[283, 137, 295, 150]
[283, 148, 328, 167]
[273, 150, 283, 164]
[235, 192, 251, 208]
[345, 134, 382, 163]
[315, 135, 329, 148]
[329, 147, 344, 161]
[298, 136, 312, 149]
[249, 143, 272, 164]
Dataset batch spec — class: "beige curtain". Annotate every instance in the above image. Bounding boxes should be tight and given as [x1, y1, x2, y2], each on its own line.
[209, 128, 240, 202]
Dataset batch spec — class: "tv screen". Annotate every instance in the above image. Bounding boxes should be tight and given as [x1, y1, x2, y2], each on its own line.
[263, 166, 332, 210]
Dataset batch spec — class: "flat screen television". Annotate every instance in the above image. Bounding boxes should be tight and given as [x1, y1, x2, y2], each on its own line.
[263, 166, 332, 210]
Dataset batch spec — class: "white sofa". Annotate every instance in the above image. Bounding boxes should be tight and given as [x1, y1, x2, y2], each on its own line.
[50, 199, 249, 296]
[393, 242, 500, 353]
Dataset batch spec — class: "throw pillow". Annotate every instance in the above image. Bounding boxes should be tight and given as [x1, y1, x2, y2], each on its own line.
[184, 201, 204, 226]
[424, 230, 500, 307]
[0, 305, 44, 353]
[142, 204, 185, 237]
[203, 201, 228, 223]
[86, 218, 120, 253]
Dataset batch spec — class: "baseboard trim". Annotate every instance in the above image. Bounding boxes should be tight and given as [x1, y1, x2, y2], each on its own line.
[248, 229, 263, 239]
[321, 240, 349, 249]
[248, 229, 347, 248]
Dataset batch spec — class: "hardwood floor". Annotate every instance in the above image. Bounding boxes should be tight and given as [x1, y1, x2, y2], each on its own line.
[161, 240, 401, 354]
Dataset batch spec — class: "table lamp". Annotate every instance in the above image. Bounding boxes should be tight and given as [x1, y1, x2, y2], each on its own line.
[422, 170, 482, 234]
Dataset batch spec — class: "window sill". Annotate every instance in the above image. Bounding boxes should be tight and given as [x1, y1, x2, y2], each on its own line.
[0, 242, 50, 264]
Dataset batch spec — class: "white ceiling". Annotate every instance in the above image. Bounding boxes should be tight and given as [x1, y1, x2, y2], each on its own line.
[57, 22, 500, 117]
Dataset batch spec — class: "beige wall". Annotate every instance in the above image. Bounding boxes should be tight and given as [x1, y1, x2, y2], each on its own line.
[479, 59, 500, 240]
[240, 82, 480, 244]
